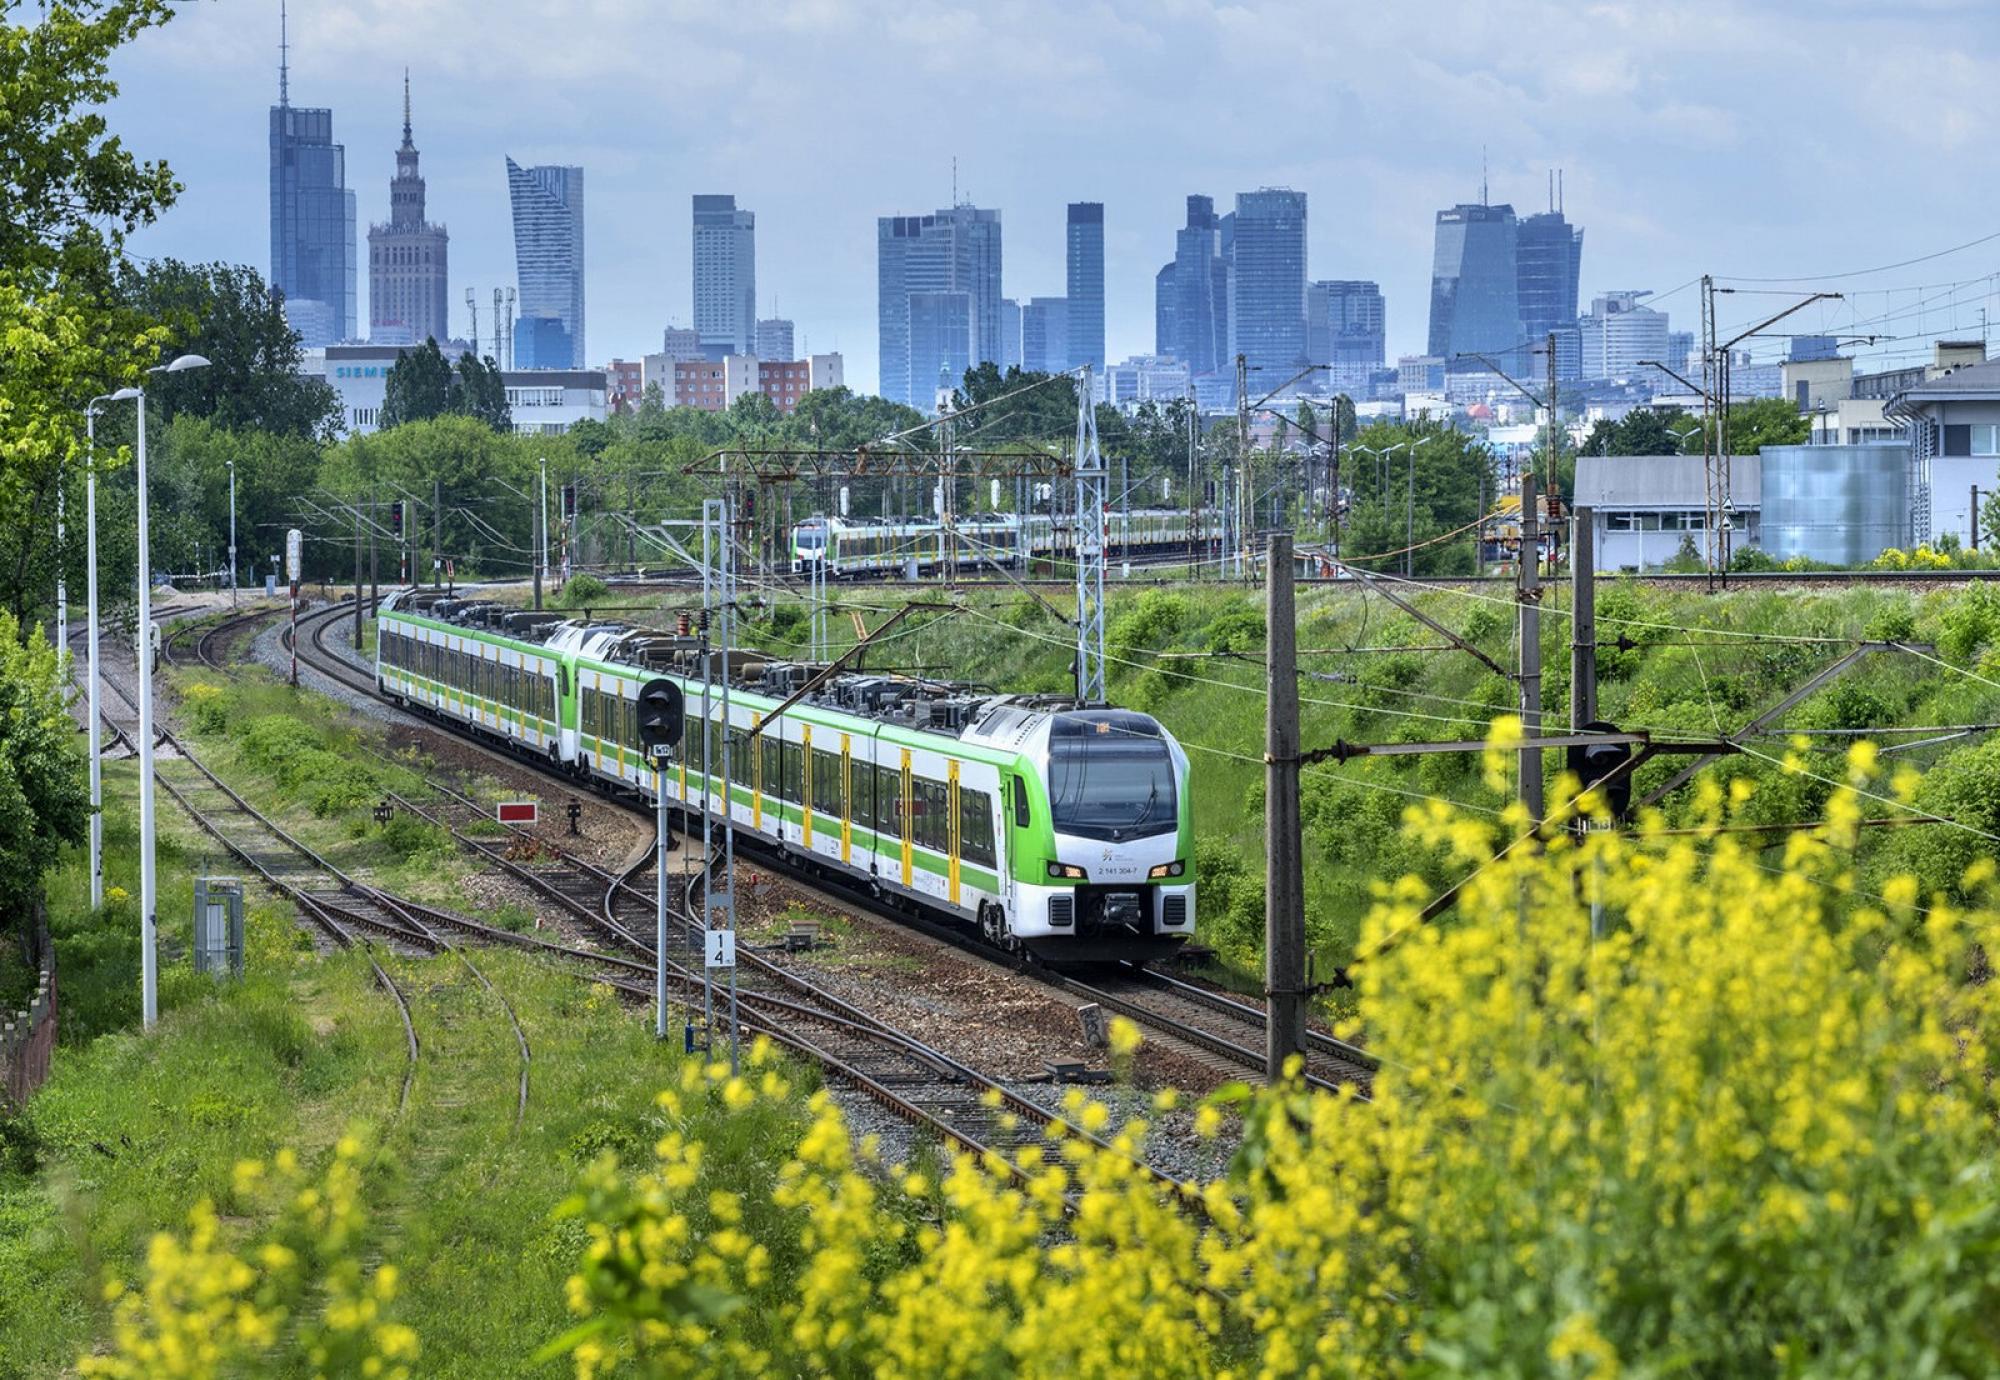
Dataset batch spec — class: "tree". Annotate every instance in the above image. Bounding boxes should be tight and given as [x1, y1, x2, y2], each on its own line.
[1338, 420, 1494, 575]
[0, 613, 91, 928]
[455, 351, 511, 432]
[1721, 396, 1810, 454]
[378, 342, 511, 432]
[145, 418, 322, 583]
[378, 340, 454, 429]
[0, 0, 180, 281]
[117, 259, 342, 441]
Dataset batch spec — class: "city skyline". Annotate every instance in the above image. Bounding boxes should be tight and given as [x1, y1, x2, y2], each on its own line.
[131, 1, 2000, 393]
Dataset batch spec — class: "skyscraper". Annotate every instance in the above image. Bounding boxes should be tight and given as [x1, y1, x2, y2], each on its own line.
[1427, 201, 1523, 371]
[366, 72, 448, 347]
[1000, 298, 1022, 372]
[268, 3, 356, 347]
[1154, 195, 1230, 378]
[1516, 200, 1584, 373]
[693, 195, 756, 358]
[876, 205, 1003, 407]
[1230, 189, 1309, 383]
[1066, 202, 1104, 372]
[506, 157, 585, 368]
[1307, 281, 1386, 392]
[1021, 297, 1070, 375]
[755, 317, 794, 362]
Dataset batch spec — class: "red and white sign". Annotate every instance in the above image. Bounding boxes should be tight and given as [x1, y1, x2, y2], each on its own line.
[497, 801, 538, 825]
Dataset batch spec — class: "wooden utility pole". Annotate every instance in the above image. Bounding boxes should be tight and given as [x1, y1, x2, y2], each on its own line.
[1571, 506, 1596, 728]
[1519, 473, 1544, 821]
[1265, 531, 1306, 1078]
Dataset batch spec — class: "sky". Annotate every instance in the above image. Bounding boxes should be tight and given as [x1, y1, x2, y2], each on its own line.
[111, 0, 2000, 394]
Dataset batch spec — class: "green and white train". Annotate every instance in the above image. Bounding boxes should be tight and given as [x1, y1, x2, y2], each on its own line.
[373, 589, 1195, 961]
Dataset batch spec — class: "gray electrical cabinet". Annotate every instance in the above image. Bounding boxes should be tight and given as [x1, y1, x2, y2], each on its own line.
[193, 877, 245, 977]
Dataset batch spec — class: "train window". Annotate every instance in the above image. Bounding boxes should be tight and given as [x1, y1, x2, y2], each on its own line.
[762, 736, 781, 800]
[730, 730, 753, 786]
[852, 753, 872, 830]
[622, 698, 637, 748]
[918, 780, 950, 852]
[782, 742, 802, 804]
[1012, 775, 1030, 828]
[559, 664, 570, 697]
[962, 790, 996, 868]
[875, 765, 900, 834]
[811, 749, 842, 815]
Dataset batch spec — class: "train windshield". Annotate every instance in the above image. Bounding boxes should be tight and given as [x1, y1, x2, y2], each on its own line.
[1047, 713, 1178, 842]
[795, 524, 826, 551]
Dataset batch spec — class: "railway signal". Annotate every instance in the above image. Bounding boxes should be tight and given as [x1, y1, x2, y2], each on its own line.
[1567, 721, 1634, 822]
[636, 676, 685, 1047]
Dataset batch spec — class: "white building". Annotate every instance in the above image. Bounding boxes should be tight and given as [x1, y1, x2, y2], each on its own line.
[1579, 291, 1668, 380]
[1574, 454, 1762, 571]
[1098, 355, 1192, 408]
[304, 344, 607, 436]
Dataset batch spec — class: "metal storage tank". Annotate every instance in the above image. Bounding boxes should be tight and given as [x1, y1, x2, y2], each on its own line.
[1759, 443, 1911, 565]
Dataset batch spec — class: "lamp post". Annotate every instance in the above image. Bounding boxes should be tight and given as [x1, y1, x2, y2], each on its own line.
[107, 352, 211, 1030]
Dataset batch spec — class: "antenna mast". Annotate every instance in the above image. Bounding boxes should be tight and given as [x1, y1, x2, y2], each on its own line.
[278, 0, 289, 106]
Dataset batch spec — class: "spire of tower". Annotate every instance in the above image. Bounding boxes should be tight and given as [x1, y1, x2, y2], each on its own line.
[1480, 146, 1488, 206]
[401, 67, 412, 148]
[278, 0, 289, 106]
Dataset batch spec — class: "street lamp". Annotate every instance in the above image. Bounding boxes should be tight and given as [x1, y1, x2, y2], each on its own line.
[106, 351, 211, 1030]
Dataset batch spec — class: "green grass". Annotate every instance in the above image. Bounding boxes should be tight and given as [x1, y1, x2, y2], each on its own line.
[2, 789, 814, 1377]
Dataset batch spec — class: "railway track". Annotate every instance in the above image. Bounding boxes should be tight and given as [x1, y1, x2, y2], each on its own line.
[75, 614, 532, 1128]
[388, 780, 1194, 1193]
[287, 592, 1379, 1099]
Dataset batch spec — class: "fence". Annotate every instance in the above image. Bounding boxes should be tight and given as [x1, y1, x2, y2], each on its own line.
[1, 904, 57, 1108]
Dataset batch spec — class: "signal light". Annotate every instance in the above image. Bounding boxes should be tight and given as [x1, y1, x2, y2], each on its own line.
[1567, 720, 1633, 822]
[562, 483, 577, 519]
[636, 677, 685, 758]
[390, 500, 404, 534]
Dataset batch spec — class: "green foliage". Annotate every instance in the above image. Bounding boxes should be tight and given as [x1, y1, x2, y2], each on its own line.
[0, 0, 180, 280]
[378, 811, 448, 862]
[0, 616, 91, 921]
[555, 573, 610, 610]
[116, 258, 340, 441]
[1107, 588, 1191, 663]
[1338, 420, 1493, 575]
[378, 340, 512, 432]
[1937, 583, 2000, 664]
[1582, 406, 1699, 457]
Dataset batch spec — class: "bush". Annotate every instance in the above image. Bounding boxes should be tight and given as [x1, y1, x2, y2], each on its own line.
[555, 573, 610, 610]
[1106, 588, 1191, 663]
[548, 763, 2000, 1376]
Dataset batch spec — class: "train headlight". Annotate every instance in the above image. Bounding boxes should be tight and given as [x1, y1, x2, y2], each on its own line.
[1046, 862, 1087, 880]
[1148, 861, 1185, 879]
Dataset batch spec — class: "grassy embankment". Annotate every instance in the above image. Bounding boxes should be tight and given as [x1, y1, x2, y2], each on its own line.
[0, 660, 812, 1377]
[600, 575, 2000, 976]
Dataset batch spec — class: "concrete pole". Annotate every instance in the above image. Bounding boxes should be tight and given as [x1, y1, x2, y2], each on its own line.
[1571, 506, 1596, 729]
[1264, 532, 1306, 1078]
[135, 391, 158, 1029]
[227, 459, 237, 608]
[1519, 473, 1544, 822]
[433, 479, 443, 587]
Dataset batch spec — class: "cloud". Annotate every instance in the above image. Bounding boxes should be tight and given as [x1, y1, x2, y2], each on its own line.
[110, 0, 2000, 390]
